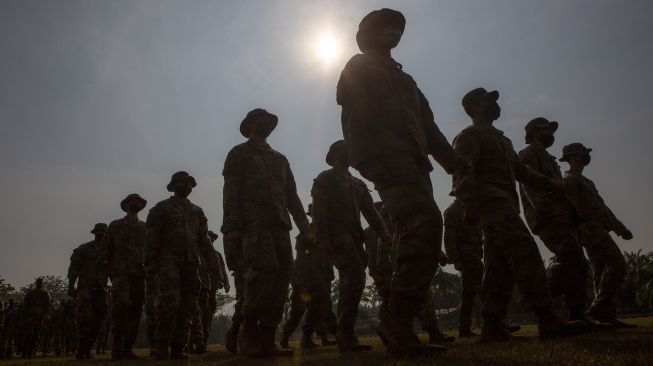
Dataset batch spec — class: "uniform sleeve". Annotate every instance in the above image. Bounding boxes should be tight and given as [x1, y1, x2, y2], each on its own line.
[443, 209, 459, 264]
[67, 248, 82, 285]
[217, 252, 230, 289]
[513, 147, 555, 190]
[359, 187, 387, 238]
[97, 226, 115, 273]
[452, 132, 480, 214]
[518, 150, 554, 210]
[222, 149, 243, 234]
[197, 209, 212, 259]
[563, 176, 583, 218]
[144, 206, 163, 274]
[285, 162, 310, 235]
[418, 89, 458, 173]
[311, 175, 331, 248]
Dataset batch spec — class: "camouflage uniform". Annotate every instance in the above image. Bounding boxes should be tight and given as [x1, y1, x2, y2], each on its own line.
[19, 285, 51, 357]
[0, 301, 18, 359]
[100, 214, 146, 357]
[49, 302, 64, 356]
[61, 299, 77, 356]
[312, 165, 386, 349]
[144, 275, 156, 353]
[200, 237, 228, 346]
[95, 295, 111, 354]
[337, 10, 460, 350]
[68, 235, 108, 358]
[452, 108, 560, 326]
[443, 199, 483, 333]
[190, 248, 212, 352]
[145, 195, 212, 353]
[563, 170, 628, 320]
[519, 130, 589, 319]
[222, 135, 310, 354]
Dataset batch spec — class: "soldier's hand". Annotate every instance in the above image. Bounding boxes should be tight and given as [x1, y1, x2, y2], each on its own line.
[224, 283, 231, 293]
[619, 229, 633, 240]
[67, 286, 76, 298]
[438, 253, 448, 267]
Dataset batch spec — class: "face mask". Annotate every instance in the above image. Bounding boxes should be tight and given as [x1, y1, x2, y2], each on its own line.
[486, 103, 501, 120]
[255, 122, 274, 138]
[580, 154, 591, 166]
[175, 183, 193, 198]
[127, 203, 141, 214]
[538, 134, 555, 148]
[378, 26, 402, 49]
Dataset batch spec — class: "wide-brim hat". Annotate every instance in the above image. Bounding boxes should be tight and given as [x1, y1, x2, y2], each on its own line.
[525, 117, 558, 135]
[462, 88, 499, 112]
[240, 108, 278, 138]
[120, 193, 147, 213]
[326, 140, 349, 166]
[90, 223, 108, 234]
[208, 230, 218, 242]
[166, 171, 197, 192]
[356, 8, 406, 52]
[559, 143, 592, 162]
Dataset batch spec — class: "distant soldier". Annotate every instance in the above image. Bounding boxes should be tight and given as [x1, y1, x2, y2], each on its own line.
[61, 298, 77, 356]
[189, 242, 212, 354]
[49, 300, 65, 356]
[95, 288, 111, 355]
[19, 278, 51, 358]
[452, 87, 588, 341]
[67, 223, 109, 359]
[443, 199, 483, 337]
[222, 108, 311, 357]
[99, 193, 147, 360]
[337, 8, 465, 356]
[145, 171, 213, 360]
[0, 299, 18, 359]
[203, 231, 229, 346]
[518, 119, 591, 323]
[560, 143, 634, 327]
[311, 140, 390, 352]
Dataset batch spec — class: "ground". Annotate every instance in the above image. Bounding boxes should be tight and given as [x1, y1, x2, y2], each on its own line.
[3, 317, 652, 366]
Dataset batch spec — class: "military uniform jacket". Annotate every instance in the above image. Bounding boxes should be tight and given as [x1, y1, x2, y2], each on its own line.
[518, 144, 575, 233]
[443, 200, 483, 266]
[144, 196, 212, 270]
[68, 240, 107, 290]
[22, 288, 51, 317]
[452, 124, 552, 221]
[311, 168, 386, 248]
[562, 172, 627, 237]
[0, 305, 18, 336]
[336, 53, 457, 173]
[222, 141, 309, 235]
[100, 217, 146, 278]
[204, 248, 225, 291]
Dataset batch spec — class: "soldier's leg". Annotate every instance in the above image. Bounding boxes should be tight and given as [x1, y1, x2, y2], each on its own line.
[202, 288, 217, 344]
[89, 289, 107, 357]
[110, 276, 130, 358]
[75, 289, 93, 358]
[190, 303, 204, 350]
[125, 277, 144, 356]
[224, 270, 244, 354]
[171, 261, 200, 358]
[303, 279, 331, 346]
[330, 234, 366, 350]
[459, 259, 483, 334]
[144, 274, 157, 353]
[155, 257, 182, 355]
[586, 233, 626, 320]
[281, 287, 306, 344]
[481, 226, 515, 341]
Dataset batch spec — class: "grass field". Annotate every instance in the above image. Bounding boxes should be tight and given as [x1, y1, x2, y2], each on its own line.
[3, 317, 652, 366]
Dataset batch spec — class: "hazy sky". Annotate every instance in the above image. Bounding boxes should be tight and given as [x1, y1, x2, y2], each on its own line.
[1, 0, 651, 290]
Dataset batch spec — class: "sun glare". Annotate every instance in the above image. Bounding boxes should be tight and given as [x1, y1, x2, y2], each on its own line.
[314, 34, 341, 63]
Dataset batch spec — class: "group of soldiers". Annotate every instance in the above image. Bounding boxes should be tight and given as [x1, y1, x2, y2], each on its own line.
[0, 280, 77, 359]
[1, 6, 636, 361]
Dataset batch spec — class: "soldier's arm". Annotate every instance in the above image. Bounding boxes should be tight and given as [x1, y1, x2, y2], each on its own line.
[67, 249, 82, 289]
[285, 163, 310, 236]
[513, 149, 560, 192]
[452, 132, 481, 220]
[216, 251, 230, 292]
[311, 176, 331, 249]
[518, 150, 554, 210]
[222, 149, 244, 234]
[443, 209, 459, 265]
[359, 188, 389, 241]
[97, 227, 114, 273]
[197, 210, 213, 259]
[562, 175, 585, 220]
[597, 193, 630, 236]
[418, 89, 459, 174]
[144, 206, 163, 275]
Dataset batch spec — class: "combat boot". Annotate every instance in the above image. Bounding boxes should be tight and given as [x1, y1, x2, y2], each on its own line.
[458, 326, 479, 337]
[238, 320, 262, 357]
[427, 328, 455, 344]
[260, 326, 293, 357]
[300, 332, 318, 349]
[170, 342, 187, 360]
[154, 342, 169, 361]
[111, 333, 124, 360]
[336, 330, 371, 352]
[318, 332, 336, 346]
[480, 320, 512, 342]
[377, 318, 445, 358]
[537, 310, 590, 340]
[279, 331, 290, 349]
[225, 322, 239, 354]
[75, 341, 85, 360]
[122, 342, 139, 360]
[587, 306, 636, 328]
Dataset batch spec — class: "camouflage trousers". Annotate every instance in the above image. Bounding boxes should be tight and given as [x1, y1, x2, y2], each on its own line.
[144, 274, 157, 350]
[76, 286, 107, 352]
[231, 270, 245, 329]
[62, 320, 76, 355]
[330, 232, 367, 343]
[0, 328, 14, 358]
[418, 284, 441, 333]
[456, 257, 483, 329]
[358, 155, 443, 318]
[111, 276, 145, 350]
[538, 222, 589, 316]
[190, 286, 210, 345]
[19, 314, 46, 356]
[579, 225, 626, 317]
[281, 279, 336, 339]
[155, 257, 199, 346]
[241, 225, 292, 328]
[481, 212, 553, 321]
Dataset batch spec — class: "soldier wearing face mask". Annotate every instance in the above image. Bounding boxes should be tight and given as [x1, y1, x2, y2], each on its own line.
[336, 8, 466, 357]
[518, 119, 591, 325]
[560, 143, 634, 328]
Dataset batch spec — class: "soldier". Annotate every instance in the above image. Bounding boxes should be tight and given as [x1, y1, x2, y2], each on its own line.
[99, 193, 147, 360]
[312, 140, 390, 352]
[0, 299, 18, 359]
[337, 8, 465, 356]
[443, 199, 483, 337]
[19, 278, 51, 358]
[95, 288, 111, 355]
[222, 108, 311, 357]
[61, 298, 77, 356]
[68, 223, 109, 359]
[49, 300, 65, 356]
[518, 119, 591, 323]
[203, 231, 229, 347]
[559, 143, 634, 327]
[452, 87, 589, 342]
[144, 274, 157, 356]
[189, 244, 212, 354]
[145, 171, 213, 360]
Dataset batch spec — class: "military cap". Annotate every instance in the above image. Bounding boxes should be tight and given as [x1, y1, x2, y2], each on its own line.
[356, 8, 406, 52]
[325, 140, 349, 166]
[208, 230, 219, 242]
[90, 223, 108, 234]
[559, 143, 592, 162]
[525, 117, 558, 135]
[166, 171, 197, 192]
[120, 193, 147, 213]
[462, 88, 499, 113]
[240, 108, 278, 138]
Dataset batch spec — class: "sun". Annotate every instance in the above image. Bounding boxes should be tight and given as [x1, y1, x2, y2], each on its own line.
[314, 34, 341, 63]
